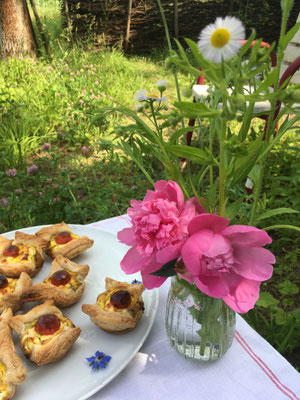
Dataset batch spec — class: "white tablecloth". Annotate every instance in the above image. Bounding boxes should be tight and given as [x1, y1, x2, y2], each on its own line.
[88, 215, 300, 400]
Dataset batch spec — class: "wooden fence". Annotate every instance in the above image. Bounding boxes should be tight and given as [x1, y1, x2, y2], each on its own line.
[63, 0, 300, 53]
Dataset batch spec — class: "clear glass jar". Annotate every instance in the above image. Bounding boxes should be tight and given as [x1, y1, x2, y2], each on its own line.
[165, 276, 236, 362]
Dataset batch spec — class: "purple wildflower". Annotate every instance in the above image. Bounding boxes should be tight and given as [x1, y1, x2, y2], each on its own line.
[0, 198, 9, 207]
[5, 168, 17, 177]
[81, 146, 90, 156]
[42, 143, 51, 151]
[27, 165, 38, 176]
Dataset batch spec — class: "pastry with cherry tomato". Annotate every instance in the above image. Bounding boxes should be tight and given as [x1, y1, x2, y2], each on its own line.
[0, 232, 46, 278]
[23, 254, 89, 308]
[9, 300, 81, 366]
[0, 308, 26, 399]
[35, 222, 94, 259]
[82, 278, 144, 334]
[0, 272, 32, 314]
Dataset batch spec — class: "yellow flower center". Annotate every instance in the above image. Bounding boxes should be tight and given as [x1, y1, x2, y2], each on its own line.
[210, 28, 230, 48]
[147, 94, 157, 98]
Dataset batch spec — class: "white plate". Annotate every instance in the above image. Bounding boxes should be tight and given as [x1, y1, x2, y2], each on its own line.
[2, 225, 159, 400]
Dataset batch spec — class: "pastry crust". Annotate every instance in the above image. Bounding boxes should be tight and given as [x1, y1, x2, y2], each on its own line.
[0, 308, 26, 400]
[82, 278, 144, 334]
[0, 272, 32, 314]
[9, 300, 81, 366]
[0, 232, 45, 278]
[23, 254, 89, 308]
[35, 222, 94, 259]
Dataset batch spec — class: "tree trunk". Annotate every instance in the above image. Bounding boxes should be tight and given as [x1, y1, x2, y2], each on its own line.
[0, 0, 38, 59]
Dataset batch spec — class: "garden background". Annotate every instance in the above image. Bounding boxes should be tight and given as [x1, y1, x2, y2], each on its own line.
[0, 0, 299, 370]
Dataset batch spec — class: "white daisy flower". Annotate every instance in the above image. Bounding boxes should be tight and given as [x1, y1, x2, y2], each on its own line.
[156, 79, 167, 91]
[197, 16, 245, 63]
[147, 94, 167, 102]
[134, 89, 147, 102]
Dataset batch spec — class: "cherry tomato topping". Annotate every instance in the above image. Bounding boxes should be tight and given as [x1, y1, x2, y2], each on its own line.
[34, 314, 61, 335]
[3, 245, 19, 258]
[0, 275, 8, 289]
[110, 290, 131, 309]
[50, 270, 71, 286]
[55, 231, 73, 245]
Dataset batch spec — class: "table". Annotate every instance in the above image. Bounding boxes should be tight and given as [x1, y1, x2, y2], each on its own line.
[88, 215, 300, 400]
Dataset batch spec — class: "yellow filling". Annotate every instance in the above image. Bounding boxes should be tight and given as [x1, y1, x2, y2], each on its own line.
[211, 28, 230, 48]
[0, 245, 36, 265]
[21, 315, 74, 355]
[49, 233, 79, 255]
[0, 362, 8, 400]
[44, 273, 81, 291]
[0, 278, 17, 307]
[97, 289, 138, 312]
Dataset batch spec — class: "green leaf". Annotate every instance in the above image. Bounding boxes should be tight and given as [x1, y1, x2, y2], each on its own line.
[165, 144, 218, 165]
[255, 207, 299, 222]
[150, 259, 177, 277]
[225, 197, 244, 220]
[184, 38, 217, 73]
[254, 69, 277, 95]
[169, 126, 201, 145]
[239, 29, 256, 59]
[248, 165, 261, 187]
[229, 132, 267, 185]
[278, 280, 299, 296]
[274, 308, 291, 325]
[256, 292, 279, 308]
[174, 101, 220, 119]
[279, 22, 300, 49]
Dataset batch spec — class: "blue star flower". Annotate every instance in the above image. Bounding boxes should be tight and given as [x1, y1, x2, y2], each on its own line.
[131, 279, 142, 285]
[86, 351, 111, 370]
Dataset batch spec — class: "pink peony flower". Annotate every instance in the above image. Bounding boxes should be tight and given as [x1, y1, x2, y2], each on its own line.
[180, 214, 276, 313]
[118, 180, 205, 289]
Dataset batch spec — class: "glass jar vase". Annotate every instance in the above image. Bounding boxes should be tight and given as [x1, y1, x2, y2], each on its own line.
[165, 276, 236, 362]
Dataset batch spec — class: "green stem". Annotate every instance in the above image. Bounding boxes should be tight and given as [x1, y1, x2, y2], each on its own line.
[149, 101, 161, 137]
[156, 0, 172, 51]
[218, 117, 227, 217]
[249, 162, 264, 225]
[156, 0, 183, 127]
[263, 224, 300, 233]
[249, 0, 291, 225]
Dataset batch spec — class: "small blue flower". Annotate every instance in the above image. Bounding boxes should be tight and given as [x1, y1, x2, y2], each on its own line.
[86, 351, 111, 370]
[131, 279, 142, 285]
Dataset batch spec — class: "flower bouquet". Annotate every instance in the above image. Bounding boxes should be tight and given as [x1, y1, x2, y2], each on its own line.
[95, 0, 300, 361]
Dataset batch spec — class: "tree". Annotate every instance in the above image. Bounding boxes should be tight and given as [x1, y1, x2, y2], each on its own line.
[0, 0, 38, 59]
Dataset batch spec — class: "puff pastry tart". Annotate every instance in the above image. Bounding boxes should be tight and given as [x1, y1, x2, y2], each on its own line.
[82, 278, 144, 334]
[23, 254, 89, 308]
[0, 232, 45, 278]
[35, 222, 94, 259]
[0, 308, 26, 400]
[9, 300, 81, 366]
[0, 272, 32, 314]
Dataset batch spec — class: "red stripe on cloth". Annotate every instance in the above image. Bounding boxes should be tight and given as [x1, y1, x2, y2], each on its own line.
[235, 330, 299, 400]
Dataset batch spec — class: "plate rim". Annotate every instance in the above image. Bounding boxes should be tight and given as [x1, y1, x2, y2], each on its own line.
[1, 224, 159, 400]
